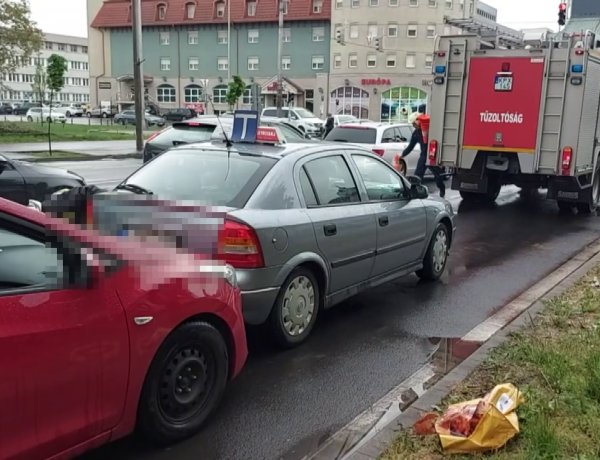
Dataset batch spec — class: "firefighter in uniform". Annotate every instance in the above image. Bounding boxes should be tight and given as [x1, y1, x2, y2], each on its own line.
[401, 112, 446, 198]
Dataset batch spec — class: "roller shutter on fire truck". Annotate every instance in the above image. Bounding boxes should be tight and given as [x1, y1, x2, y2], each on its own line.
[462, 57, 545, 153]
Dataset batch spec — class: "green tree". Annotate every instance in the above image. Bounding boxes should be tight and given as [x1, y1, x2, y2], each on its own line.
[0, 0, 43, 76]
[225, 76, 246, 110]
[46, 54, 67, 156]
[31, 55, 46, 105]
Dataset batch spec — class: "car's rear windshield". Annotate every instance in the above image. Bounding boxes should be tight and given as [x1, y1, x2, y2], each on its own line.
[152, 124, 217, 146]
[325, 126, 377, 144]
[122, 149, 277, 207]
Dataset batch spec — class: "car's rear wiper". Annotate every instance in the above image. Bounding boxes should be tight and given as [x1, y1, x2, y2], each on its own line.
[115, 183, 153, 195]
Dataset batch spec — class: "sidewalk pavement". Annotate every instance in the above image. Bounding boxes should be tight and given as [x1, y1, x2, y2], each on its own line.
[0, 140, 141, 162]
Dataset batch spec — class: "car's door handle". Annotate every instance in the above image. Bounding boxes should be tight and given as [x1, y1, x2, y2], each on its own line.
[323, 224, 337, 236]
[379, 216, 389, 227]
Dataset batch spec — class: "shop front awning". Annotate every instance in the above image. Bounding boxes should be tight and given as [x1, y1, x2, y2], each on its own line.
[261, 76, 303, 95]
[116, 74, 154, 84]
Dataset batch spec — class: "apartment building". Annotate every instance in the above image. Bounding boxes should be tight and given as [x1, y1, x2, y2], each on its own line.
[0, 33, 89, 104]
[87, 0, 331, 116]
[329, 0, 476, 121]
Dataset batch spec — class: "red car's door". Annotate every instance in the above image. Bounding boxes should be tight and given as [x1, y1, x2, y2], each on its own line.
[0, 215, 129, 460]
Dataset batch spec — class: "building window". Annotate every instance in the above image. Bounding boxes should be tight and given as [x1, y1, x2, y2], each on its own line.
[189, 57, 199, 70]
[405, 53, 416, 68]
[427, 25, 436, 38]
[445, 0, 452, 7]
[58, 43, 66, 51]
[388, 24, 398, 37]
[368, 24, 378, 38]
[248, 29, 259, 43]
[281, 0, 288, 14]
[350, 24, 359, 39]
[351, 0, 360, 7]
[334, 54, 342, 68]
[407, 24, 418, 38]
[70, 45, 78, 52]
[312, 0, 323, 13]
[188, 31, 199, 44]
[217, 30, 228, 44]
[157, 84, 176, 103]
[282, 28, 291, 42]
[367, 54, 376, 67]
[369, 0, 378, 5]
[45, 42, 53, 50]
[157, 3, 167, 19]
[83, 62, 88, 70]
[217, 57, 229, 70]
[428, 0, 437, 6]
[248, 56, 259, 70]
[216, 1, 225, 17]
[425, 54, 433, 68]
[409, 0, 418, 5]
[349, 53, 358, 68]
[186, 2, 196, 18]
[160, 32, 170, 45]
[389, 0, 398, 5]
[381, 87, 427, 122]
[330, 86, 370, 118]
[312, 55, 325, 70]
[247, 0, 257, 16]
[312, 27, 325, 42]
[335, 0, 343, 7]
[242, 87, 253, 104]
[282, 56, 291, 70]
[82, 46, 88, 53]
[160, 57, 171, 71]
[213, 85, 227, 104]
[185, 84, 203, 102]
[386, 55, 396, 67]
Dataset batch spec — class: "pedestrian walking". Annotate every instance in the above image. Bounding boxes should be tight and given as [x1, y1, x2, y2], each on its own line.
[323, 113, 334, 138]
[402, 112, 446, 198]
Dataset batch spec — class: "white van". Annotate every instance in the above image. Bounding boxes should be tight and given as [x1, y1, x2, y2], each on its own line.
[261, 107, 324, 137]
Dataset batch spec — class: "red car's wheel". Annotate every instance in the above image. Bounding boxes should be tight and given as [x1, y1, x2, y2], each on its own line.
[137, 321, 229, 445]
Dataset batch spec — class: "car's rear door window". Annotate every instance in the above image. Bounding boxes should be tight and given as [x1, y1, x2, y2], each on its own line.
[298, 168, 318, 206]
[303, 155, 360, 205]
[121, 149, 277, 208]
[325, 126, 377, 144]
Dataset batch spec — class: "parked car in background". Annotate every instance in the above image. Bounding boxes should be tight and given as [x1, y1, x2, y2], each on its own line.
[0, 103, 13, 114]
[163, 108, 197, 122]
[325, 122, 418, 176]
[87, 105, 116, 118]
[0, 153, 85, 206]
[116, 130, 455, 348]
[0, 197, 247, 459]
[114, 110, 166, 127]
[26, 107, 67, 123]
[261, 107, 325, 137]
[58, 103, 84, 118]
[13, 102, 42, 116]
[333, 114, 358, 126]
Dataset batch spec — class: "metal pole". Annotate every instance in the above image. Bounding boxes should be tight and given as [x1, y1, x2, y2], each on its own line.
[276, 0, 285, 117]
[132, 0, 144, 152]
[227, 0, 231, 83]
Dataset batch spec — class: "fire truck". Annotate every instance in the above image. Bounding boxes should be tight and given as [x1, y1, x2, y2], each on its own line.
[427, 31, 600, 213]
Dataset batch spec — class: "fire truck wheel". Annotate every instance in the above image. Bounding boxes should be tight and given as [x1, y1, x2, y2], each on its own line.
[485, 179, 501, 202]
[459, 191, 481, 202]
[577, 166, 600, 215]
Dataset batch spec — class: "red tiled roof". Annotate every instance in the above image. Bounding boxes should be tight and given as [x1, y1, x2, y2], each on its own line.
[91, 0, 330, 28]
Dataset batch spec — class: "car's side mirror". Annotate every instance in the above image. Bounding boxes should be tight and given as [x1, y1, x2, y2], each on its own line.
[0, 158, 8, 171]
[410, 184, 429, 200]
[406, 175, 422, 186]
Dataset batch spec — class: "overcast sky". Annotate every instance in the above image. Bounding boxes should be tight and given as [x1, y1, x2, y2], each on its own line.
[27, 0, 557, 38]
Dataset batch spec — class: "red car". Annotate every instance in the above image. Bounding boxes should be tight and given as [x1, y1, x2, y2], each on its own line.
[0, 198, 247, 460]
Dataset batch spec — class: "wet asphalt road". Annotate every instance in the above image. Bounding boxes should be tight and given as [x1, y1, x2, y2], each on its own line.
[59, 159, 600, 460]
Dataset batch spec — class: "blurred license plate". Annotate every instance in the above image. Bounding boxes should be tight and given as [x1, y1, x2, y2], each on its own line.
[494, 75, 513, 91]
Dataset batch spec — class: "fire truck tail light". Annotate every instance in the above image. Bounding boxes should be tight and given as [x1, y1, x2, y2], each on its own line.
[437, 51, 446, 57]
[575, 49, 584, 55]
[428, 140, 438, 165]
[561, 147, 573, 175]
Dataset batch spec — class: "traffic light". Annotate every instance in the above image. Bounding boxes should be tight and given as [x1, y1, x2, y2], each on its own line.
[374, 37, 382, 52]
[558, 2, 567, 26]
[335, 28, 344, 45]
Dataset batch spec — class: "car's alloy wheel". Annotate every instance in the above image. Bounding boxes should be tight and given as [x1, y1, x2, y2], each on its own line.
[270, 267, 320, 348]
[27, 116, 33, 122]
[417, 223, 450, 281]
[137, 321, 228, 445]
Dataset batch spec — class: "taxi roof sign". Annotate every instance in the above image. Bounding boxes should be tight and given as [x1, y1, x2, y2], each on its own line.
[256, 126, 284, 144]
[231, 110, 259, 143]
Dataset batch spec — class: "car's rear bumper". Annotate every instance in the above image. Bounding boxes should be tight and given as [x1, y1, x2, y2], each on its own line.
[240, 286, 279, 324]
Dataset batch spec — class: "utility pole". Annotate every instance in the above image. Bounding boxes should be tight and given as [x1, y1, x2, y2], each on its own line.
[227, 0, 231, 84]
[276, 0, 286, 118]
[132, 0, 144, 152]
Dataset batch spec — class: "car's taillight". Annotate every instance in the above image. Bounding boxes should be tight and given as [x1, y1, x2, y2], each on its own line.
[428, 140, 438, 165]
[392, 154, 403, 174]
[217, 219, 264, 269]
[372, 148, 385, 157]
[145, 128, 165, 143]
[561, 147, 573, 176]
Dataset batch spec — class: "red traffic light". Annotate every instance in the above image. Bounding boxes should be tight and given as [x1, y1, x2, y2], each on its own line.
[559, 2, 567, 12]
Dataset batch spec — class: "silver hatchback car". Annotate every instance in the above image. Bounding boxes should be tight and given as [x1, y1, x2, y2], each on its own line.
[116, 138, 456, 347]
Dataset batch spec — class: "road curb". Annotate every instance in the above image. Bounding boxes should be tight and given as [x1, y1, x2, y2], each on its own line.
[9, 153, 142, 163]
[347, 239, 600, 460]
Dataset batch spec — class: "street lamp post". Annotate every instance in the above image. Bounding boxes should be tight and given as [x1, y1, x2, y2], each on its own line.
[132, 0, 144, 152]
[227, 0, 231, 84]
[200, 78, 209, 113]
[276, 0, 287, 118]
